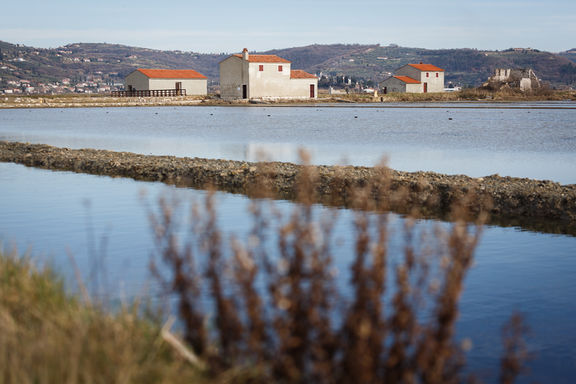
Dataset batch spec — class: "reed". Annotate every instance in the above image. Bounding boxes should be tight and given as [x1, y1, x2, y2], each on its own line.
[148, 155, 529, 383]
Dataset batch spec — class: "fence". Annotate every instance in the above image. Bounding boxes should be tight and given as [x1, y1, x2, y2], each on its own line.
[111, 89, 187, 97]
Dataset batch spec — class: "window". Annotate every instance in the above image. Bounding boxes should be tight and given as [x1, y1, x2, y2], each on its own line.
[259, 65, 264, 71]
[278, 65, 283, 72]
[426, 72, 429, 78]
[436, 73, 439, 78]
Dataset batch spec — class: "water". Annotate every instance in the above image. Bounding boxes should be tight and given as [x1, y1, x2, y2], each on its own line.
[1, 103, 575, 183]
[1, 103, 576, 381]
[1, 162, 575, 383]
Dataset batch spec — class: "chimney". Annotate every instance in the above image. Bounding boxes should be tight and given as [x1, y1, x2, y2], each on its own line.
[242, 48, 249, 61]
[419, 61, 423, 64]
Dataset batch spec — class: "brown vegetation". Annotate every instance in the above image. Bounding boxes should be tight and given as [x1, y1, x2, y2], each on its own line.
[146, 155, 529, 383]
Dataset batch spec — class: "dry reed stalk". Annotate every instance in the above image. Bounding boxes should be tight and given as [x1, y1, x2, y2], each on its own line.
[146, 152, 528, 384]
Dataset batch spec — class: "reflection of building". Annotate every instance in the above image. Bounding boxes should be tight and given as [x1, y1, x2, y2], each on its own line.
[219, 48, 318, 100]
[125, 69, 207, 96]
[244, 142, 299, 163]
[483, 68, 541, 91]
[380, 63, 445, 94]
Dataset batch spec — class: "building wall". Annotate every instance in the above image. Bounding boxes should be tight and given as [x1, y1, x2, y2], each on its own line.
[405, 83, 422, 93]
[288, 78, 318, 99]
[248, 62, 292, 99]
[380, 77, 407, 93]
[125, 71, 150, 91]
[148, 79, 207, 95]
[219, 57, 245, 99]
[125, 71, 207, 95]
[519, 78, 532, 91]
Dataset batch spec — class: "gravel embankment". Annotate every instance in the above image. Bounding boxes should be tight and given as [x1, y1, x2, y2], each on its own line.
[1, 141, 575, 229]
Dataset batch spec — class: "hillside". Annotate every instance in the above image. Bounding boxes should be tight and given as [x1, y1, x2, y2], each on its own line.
[1, 40, 575, 93]
[305, 45, 576, 88]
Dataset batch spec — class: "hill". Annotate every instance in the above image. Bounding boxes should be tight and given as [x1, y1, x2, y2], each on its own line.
[1, 40, 575, 93]
[302, 45, 576, 88]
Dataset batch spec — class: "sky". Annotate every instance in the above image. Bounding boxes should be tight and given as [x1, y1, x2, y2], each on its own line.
[2, 0, 575, 53]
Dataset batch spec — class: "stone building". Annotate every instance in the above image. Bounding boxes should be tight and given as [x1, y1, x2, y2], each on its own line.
[380, 63, 445, 94]
[483, 68, 541, 91]
[219, 48, 318, 100]
[125, 69, 207, 96]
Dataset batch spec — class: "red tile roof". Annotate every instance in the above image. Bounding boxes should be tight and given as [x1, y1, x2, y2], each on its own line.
[136, 68, 207, 79]
[394, 76, 421, 84]
[233, 54, 291, 63]
[290, 70, 317, 79]
[407, 63, 444, 72]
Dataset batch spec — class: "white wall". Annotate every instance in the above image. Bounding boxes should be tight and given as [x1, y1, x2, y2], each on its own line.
[125, 71, 207, 95]
[148, 78, 207, 95]
[248, 62, 291, 98]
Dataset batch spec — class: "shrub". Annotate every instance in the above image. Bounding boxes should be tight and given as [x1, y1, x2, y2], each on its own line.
[148, 158, 528, 383]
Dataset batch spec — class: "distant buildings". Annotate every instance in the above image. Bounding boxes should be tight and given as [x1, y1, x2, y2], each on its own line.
[219, 48, 318, 100]
[380, 63, 445, 94]
[124, 68, 207, 96]
[483, 68, 541, 91]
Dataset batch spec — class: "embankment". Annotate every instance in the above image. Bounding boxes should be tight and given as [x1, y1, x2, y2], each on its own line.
[1, 141, 575, 233]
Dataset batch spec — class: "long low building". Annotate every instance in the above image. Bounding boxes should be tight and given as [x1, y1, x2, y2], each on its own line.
[125, 68, 207, 96]
[219, 48, 318, 100]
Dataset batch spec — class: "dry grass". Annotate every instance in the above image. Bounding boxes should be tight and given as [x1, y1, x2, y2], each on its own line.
[147, 156, 529, 383]
[0, 250, 205, 384]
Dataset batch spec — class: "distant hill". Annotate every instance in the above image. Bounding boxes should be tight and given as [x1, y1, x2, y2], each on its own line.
[1, 40, 575, 92]
[300, 45, 576, 88]
[559, 49, 576, 63]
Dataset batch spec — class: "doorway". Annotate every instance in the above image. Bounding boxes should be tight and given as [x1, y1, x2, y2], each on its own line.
[423, 83, 428, 93]
[242, 84, 247, 99]
[310, 84, 315, 98]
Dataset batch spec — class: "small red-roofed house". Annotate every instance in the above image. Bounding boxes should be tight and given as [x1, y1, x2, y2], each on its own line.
[125, 68, 207, 96]
[380, 63, 445, 93]
[219, 48, 318, 100]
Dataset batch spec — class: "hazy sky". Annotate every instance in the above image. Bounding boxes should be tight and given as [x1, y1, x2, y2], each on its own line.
[2, 0, 575, 53]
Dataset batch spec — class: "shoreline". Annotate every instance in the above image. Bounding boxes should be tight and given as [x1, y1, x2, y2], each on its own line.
[1, 140, 575, 235]
[1, 91, 575, 109]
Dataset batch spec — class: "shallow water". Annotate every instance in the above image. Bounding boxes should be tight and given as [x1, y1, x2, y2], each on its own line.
[1, 103, 575, 183]
[1, 103, 575, 381]
[1, 162, 575, 383]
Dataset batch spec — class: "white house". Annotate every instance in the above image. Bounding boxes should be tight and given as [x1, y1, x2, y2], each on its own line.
[381, 63, 445, 94]
[125, 68, 207, 96]
[219, 48, 318, 100]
